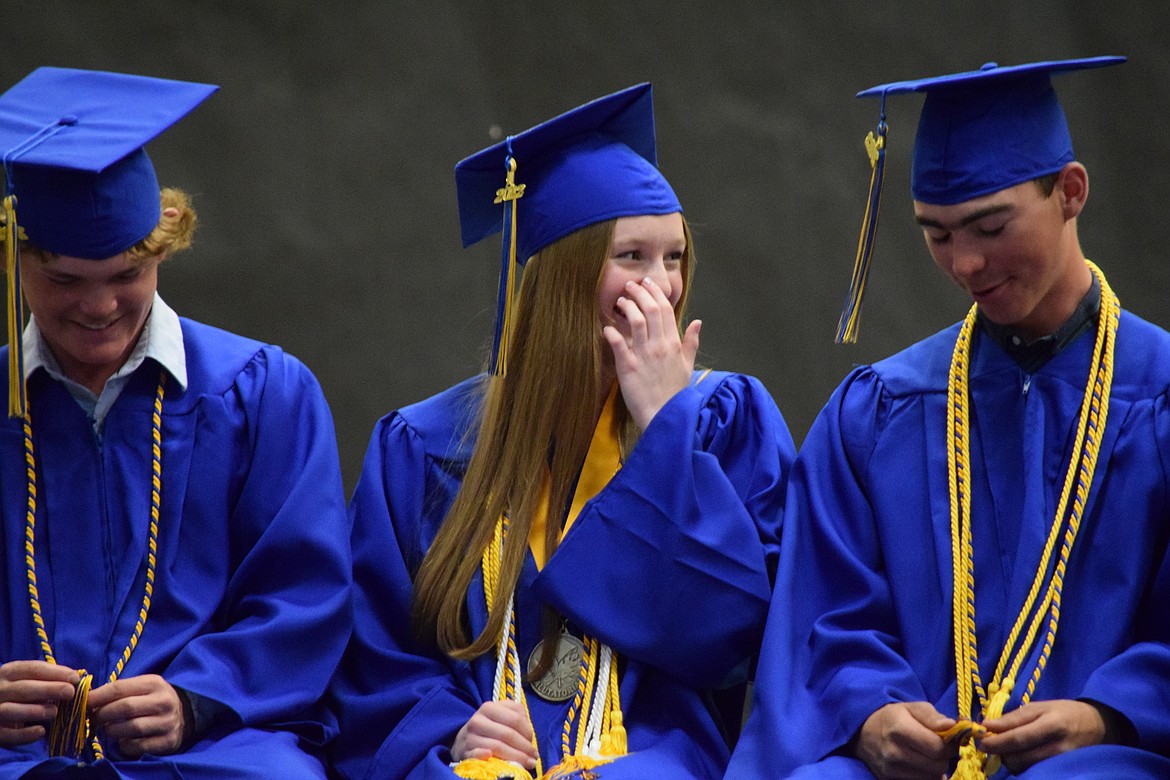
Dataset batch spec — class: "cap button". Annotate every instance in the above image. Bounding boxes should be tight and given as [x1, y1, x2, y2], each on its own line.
[980, 62, 998, 71]
[57, 115, 78, 126]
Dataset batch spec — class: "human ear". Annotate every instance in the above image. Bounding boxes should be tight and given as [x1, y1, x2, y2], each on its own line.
[1057, 162, 1089, 219]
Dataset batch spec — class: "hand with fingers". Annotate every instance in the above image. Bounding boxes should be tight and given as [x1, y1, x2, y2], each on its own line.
[602, 276, 701, 431]
[452, 699, 539, 771]
[87, 674, 190, 758]
[978, 699, 1107, 774]
[855, 701, 957, 780]
[0, 660, 80, 747]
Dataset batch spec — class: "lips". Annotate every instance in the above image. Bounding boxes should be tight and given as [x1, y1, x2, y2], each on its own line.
[72, 315, 121, 332]
[969, 280, 1006, 301]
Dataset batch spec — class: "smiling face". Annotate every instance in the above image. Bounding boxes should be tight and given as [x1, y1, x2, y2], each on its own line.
[21, 249, 162, 394]
[596, 212, 687, 334]
[913, 164, 1090, 339]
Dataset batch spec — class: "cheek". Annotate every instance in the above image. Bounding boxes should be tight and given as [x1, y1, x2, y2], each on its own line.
[596, 268, 628, 316]
[668, 268, 685, 307]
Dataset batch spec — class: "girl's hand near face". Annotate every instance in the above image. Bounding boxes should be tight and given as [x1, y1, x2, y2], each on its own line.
[603, 276, 701, 430]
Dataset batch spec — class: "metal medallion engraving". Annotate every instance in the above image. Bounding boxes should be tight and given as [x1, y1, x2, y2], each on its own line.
[526, 631, 585, 702]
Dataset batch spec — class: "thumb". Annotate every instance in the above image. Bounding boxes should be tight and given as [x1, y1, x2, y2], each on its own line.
[906, 701, 955, 731]
[682, 319, 702, 365]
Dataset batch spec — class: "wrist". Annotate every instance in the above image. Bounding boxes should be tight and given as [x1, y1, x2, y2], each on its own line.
[1081, 698, 1137, 747]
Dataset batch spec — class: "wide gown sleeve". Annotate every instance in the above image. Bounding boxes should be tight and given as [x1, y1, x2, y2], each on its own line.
[1077, 388, 1170, 756]
[534, 373, 795, 687]
[162, 349, 353, 736]
[727, 368, 925, 777]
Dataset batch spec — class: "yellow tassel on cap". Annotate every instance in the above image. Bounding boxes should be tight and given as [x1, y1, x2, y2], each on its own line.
[490, 156, 525, 376]
[835, 119, 888, 344]
[2, 195, 26, 417]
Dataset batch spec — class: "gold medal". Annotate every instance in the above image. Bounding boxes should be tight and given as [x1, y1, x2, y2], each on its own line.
[526, 629, 585, 702]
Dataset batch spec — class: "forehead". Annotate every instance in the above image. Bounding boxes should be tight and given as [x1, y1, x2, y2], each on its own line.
[610, 212, 685, 242]
[32, 249, 152, 275]
[913, 179, 1041, 221]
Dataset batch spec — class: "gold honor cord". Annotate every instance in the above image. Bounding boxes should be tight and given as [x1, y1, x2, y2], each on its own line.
[943, 262, 1119, 780]
[451, 515, 626, 780]
[25, 371, 167, 761]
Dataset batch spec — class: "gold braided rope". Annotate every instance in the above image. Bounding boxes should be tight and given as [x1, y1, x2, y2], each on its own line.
[452, 515, 624, 779]
[944, 262, 1118, 780]
[565, 637, 599, 758]
[25, 370, 167, 761]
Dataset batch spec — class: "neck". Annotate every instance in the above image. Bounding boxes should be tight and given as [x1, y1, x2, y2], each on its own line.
[1039, 256, 1093, 338]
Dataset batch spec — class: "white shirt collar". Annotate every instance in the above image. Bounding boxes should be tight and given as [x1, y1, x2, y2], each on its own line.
[23, 292, 189, 392]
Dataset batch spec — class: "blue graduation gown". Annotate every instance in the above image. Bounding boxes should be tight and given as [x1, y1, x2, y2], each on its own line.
[727, 312, 1170, 779]
[329, 371, 795, 779]
[0, 320, 352, 779]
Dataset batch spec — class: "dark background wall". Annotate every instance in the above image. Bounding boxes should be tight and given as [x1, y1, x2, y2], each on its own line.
[5, 3, 1168, 491]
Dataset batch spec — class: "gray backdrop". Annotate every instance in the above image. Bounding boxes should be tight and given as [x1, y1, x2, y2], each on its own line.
[6, 3, 1169, 491]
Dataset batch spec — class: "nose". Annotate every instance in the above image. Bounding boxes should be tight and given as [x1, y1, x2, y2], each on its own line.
[78, 286, 118, 321]
[646, 257, 674, 300]
[949, 239, 986, 281]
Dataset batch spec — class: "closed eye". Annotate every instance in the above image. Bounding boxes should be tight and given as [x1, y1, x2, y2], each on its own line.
[975, 224, 1006, 238]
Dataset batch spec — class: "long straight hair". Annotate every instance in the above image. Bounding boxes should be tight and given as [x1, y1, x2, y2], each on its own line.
[413, 215, 695, 659]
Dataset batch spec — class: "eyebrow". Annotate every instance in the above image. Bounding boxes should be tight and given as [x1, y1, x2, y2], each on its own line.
[916, 203, 1013, 231]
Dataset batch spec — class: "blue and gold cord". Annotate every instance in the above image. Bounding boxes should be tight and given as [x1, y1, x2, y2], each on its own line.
[25, 371, 167, 761]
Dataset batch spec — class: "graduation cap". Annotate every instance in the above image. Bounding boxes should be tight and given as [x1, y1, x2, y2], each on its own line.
[834, 56, 1125, 344]
[0, 66, 218, 415]
[454, 83, 681, 375]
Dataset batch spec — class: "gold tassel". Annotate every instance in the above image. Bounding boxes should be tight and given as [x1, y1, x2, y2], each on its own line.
[48, 669, 92, 758]
[950, 741, 987, 780]
[491, 156, 525, 376]
[2, 195, 25, 418]
[835, 121, 887, 344]
[451, 756, 532, 779]
[598, 709, 626, 756]
[984, 679, 1013, 720]
[544, 754, 610, 780]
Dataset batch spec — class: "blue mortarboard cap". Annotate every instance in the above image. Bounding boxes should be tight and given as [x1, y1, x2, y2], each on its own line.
[857, 56, 1125, 205]
[0, 66, 218, 258]
[835, 56, 1125, 344]
[0, 67, 216, 418]
[454, 83, 681, 374]
[455, 82, 680, 261]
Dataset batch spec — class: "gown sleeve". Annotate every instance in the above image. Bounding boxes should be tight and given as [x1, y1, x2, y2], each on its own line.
[162, 348, 353, 737]
[727, 368, 926, 777]
[1076, 388, 1170, 756]
[534, 372, 795, 687]
[329, 412, 480, 780]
